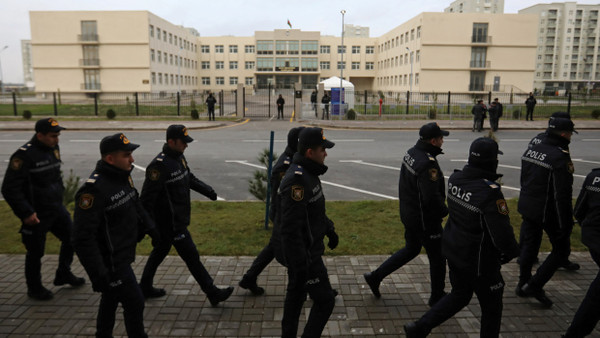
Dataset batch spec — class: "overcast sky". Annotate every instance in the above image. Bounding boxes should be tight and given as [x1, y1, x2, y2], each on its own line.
[1, 0, 598, 83]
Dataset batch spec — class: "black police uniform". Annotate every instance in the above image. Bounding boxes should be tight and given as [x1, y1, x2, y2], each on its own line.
[488, 102, 502, 132]
[1, 134, 81, 298]
[139, 143, 232, 304]
[73, 158, 153, 338]
[277, 96, 285, 119]
[517, 128, 574, 305]
[206, 94, 217, 121]
[365, 139, 448, 303]
[321, 94, 330, 120]
[274, 150, 337, 338]
[564, 168, 600, 337]
[472, 102, 487, 132]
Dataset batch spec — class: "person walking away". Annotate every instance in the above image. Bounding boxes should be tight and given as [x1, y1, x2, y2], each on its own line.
[488, 98, 503, 132]
[472, 100, 487, 132]
[2, 118, 85, 300]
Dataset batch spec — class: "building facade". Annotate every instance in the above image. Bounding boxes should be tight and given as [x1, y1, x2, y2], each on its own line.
[445, 0, 505, 13]
[519, 2, 600, 93]
[21, 40, 34, 89]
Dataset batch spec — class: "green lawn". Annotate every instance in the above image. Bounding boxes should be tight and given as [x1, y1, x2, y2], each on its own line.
[0, 199, 585, 256]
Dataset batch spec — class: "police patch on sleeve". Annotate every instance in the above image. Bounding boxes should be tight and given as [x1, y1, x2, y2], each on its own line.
[496, 199, 509, 215]
[78, 194, 94, 210]
[291, 185, 304, 201]
[428, 168, 439, 181]
[567, 161, 574, 174]
[10, 157, 23, 170]
[128, 176, 134, 188]
[149, 169, 160, 181]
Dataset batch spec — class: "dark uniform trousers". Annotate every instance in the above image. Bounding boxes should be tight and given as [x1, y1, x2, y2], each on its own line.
[97, 264, 147, 338]
[565, 251, 600, 337]
[282, 256, 335, 338]
[243, 242, 275, 283]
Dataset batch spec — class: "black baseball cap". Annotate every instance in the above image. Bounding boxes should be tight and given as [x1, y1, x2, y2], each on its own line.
[548, 117, 577, 134]
[287, 126, 305, 152]
[468, 137, 503, 163]
[35, 118, 66, 133]
[298, 127, 335, 149]
[100, 133, 140, 155]
[419, 122, 449, 140]
[166, 124, 194, 143]
[550, 111, 571, 120]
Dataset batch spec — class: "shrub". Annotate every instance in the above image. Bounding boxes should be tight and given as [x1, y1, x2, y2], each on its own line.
[346, 109, 356, 120]
[62, 169, 81, 207]
[428, 107, 437, 119]
[191, 109, 199, 119]
[106, 109, 116, 119]
[592, 109, 600, 119]
[22, 110, 32, 120]
[512, 109, 521, 120]
[248, 149, 278, 202]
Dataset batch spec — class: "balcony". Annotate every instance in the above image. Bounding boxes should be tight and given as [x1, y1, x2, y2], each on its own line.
[470, 60, 491, 68]
[79, 59, 100, 67]
[471, 36, 492, 44]
[81, 83, 101, 91]
[78, 34, 99, 43]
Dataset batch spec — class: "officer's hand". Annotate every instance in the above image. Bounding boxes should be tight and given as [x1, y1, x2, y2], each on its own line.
[208, 190, 217, 201]
[148, 228, 161, 247]
[23, 213, 40, 226]
[327, 230, 339, 250]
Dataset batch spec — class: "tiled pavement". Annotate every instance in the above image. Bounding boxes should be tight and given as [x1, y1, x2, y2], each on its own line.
[0, 252, 598, 337]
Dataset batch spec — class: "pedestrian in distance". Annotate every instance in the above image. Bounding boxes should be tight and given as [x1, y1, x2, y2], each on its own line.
[311, 90, 318, 118]
[139, 125, 234, 306]
[488, 98, 503, 132]
[273, 127, 339, 338]
[516, 117, 577, 308]
[472, 99, 487, 132]
[364, 122, 449, 306]
[1, 118, 85, 301]
[72, 133, 158, 338]
[321, 92, 331, 120]
[564, 168, 600, 337]
[404, 137, 519, 338]
[277, 94, 285, 119]
[238, 127, 306, 295]
[206, 92, 217, 121]
[525, 92, 537, 121]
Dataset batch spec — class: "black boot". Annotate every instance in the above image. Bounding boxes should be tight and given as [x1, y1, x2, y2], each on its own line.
[54, 270, 85, 287]
[208, 286, 234, 307]
[239, 276, 265, 296]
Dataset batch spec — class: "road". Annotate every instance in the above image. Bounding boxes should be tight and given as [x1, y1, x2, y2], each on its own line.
[1, 120, 598, 201]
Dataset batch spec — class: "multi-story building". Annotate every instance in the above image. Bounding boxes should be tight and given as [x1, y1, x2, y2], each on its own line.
[445, 0, 505, 13]
[344, 24, 370, 38]
[519, 2, 600, 93]
[21, 40, 34, 89]
[29, 10, 536, 96]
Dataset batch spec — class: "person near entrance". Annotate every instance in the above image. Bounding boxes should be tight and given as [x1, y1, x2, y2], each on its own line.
[277, 94, 285, 119]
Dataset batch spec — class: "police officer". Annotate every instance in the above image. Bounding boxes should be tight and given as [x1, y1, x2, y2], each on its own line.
[239, 127, 316, 295]
[273, 127, 337, 338]
[364, 122, 448, 306]
[516, 117, 577, 308]
[321, 92, 330, 120]
[564, 168, 600, 337]
[488, 98, 503, 132]
[139, 125, 233, 306]
[73, 133, 157, 338]
[1, 118, 85, 300]
[404, 137, 519, 338]
[472, 99, 487, 132]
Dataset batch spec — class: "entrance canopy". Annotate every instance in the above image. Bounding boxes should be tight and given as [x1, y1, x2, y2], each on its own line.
[318, 76, 355, 90]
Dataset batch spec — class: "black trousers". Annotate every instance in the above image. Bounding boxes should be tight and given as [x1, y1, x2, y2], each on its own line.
[277, 106, 284, 119]
[473, 115, 484, 131]
[490, 117, 499, 131]
[371, 222, 446, 298]
[207, 107, 215, 121]
[97, 264, 147, 338]
[565, 251, 600, 337]
[20, 206, 74, 290]
[416, 261, 504, 337]
[518, 216, 571, 288]
[526, 108, 534, 120]
[322, 106, 329, 120]
[282, 256, 335, 338]
[141, 228, 217, 295]
[243, 241, 275, 282]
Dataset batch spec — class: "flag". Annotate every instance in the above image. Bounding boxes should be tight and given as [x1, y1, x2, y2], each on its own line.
[287, 19, 292, 29]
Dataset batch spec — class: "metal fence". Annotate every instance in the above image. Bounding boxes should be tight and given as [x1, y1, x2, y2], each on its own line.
[242, 86, 294, 118]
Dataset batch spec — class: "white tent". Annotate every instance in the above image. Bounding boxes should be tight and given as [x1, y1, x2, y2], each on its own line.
[318, 76, 355, 109]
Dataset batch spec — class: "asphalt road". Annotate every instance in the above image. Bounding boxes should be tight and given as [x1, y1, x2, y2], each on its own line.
[1, 120, 599, 201]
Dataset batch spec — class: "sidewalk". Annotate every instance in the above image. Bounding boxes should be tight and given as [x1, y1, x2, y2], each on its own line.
[0, 252, 597, 337]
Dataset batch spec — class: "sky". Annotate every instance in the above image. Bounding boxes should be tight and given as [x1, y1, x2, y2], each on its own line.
[1, 0, 599, 83]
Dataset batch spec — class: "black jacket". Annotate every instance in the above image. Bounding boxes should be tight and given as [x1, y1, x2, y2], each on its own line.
[399, 140, 448, 231]
[72, 160, 154, 292]
[321, 95, 330, 105]
[206, 95, 217, 108]
[518, 132, 574, 230]
[141, 144, 216, 234]
[269, 146, 294, 222]
[525, 96, 537, 109]
[277, 97, 285, 106]
[443, 165, 519, 274]
[574, 168, 600, 254]
[2, 136, 65, 221]
[471, 103, 487, 118]
[488, 103, 503, 119]
[273, 153, 335, 268]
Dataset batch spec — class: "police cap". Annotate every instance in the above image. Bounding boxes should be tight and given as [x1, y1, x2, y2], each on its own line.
[287, 126, 305, 152]
[468, 137, 503, 163]
[298, 127, 335, 149]
[35, 118, 65, 133]
[167, 124, 194, 143]
[419, 122, 449, 140]
[548, 117, 577, 134]
[100, 133, 140, 155]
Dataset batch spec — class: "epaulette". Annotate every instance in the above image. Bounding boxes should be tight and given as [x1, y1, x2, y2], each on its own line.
[86, 172, 100, 184]
[294, 165, 304, 176]
[156, 153, 166, 162]
[425, 153, 435, 161]
[484, 179, 499, 189]
[18, 143, 32, 152]
[561, 148, 570, 154]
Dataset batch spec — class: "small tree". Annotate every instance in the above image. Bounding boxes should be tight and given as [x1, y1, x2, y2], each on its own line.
[106, 108, 116, 119]
[62, 169, 81, 207]
[22, 110, 32, 120]
[248, 149, 278, 201]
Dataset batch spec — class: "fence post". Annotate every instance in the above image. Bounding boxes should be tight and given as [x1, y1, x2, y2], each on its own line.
[567, 92, 572, 115]
[268, 83, 272, 118]
[12, 92, 17, 116]
[364, 90, 368, 115]
[488, 91, 492, 105]
[176, 92, 180, 116]
[447, 91, 451, 117]
[219, 90, 224, 116]
[53, 92, 58, 116]
[405, 91, 410, 115]
[94, 93, 98, 116]
[243, 86, 246, 118]
[134, 92, 139, 116]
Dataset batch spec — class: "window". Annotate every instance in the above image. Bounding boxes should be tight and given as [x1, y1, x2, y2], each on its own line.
[164, 52, 168, 64]
[337, 61, 346, 70]
[257, 58, 273, 71]
[257, 40, 274, 54]
[216, 77, 224, 85]
[149, 25, 154, 37]
[417, 26, 421, 38]
[416, 50, 420, 62]
[81, 21, 98, 41]
[169, 54, 173, 65]
[201, 45, 210, 53]
[150, 49, 155, 62]
[157, 28, 161, 39]
[157, 51, 162, 63]
[169, 33, 173, 43]
[366, 62, 374, 70]
[163, 31, 167, 42]
[158, 73, 162, 85]
[245, 61, 255, 69]
[471, 47, 487, 67]
[229, 61, 238, 69]
[216, 61, 224, 69]
[201, 61, 210, 69]
[472, 23, 489, 43]
[320, 45, 330, 53]
[320, 61, 330, 70]
[169, 74, 173, 85]
[337, 45, 346, 54]
[366, 46, 374, 54]
[301, 58, 318, 71]
[245, 45, 255, 53]
[352, 61, 360, 70]
[415, 73, 419, 85]
[352, 46, 360, 54]
[276, 57, 299, 70]
[301, 40, 318, 55]
[151, 72, 156, 84]
[202, 77, 210, 85]
[245, 77, 254, 85]
[230, 77, 238, 85]
[215, 45, 224, 53]
[411, 29, 415, 40]
[229, 45, 238, 53]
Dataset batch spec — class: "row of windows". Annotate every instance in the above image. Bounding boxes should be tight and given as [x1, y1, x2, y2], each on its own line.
[377, 73, 420, 86]
[318, 61, 375, 70]
[198, 43, 376, 55]
[150, 49, 197, 69]
[201, 44, 256, 53]
[201, 61, 257, 70]
[151, 72, 198, 86]
[149, 25, 197, 52]
[200, 76, 255, 86]
[378, 50, 420, 69]
[379, 26, 421, 53]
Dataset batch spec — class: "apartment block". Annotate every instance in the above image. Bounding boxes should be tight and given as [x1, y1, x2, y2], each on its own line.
[21, 40, 34, 89]
[445, 0, 505, 13]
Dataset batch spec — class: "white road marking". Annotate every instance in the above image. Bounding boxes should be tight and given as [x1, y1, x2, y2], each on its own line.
[227, 160, 397, 200]
[242, 139, 375, 143]
[573, 159, 600, 165]
[501, 139, 531, 142]
[69, 140, 101, 142]
[0, 140, 27, 142]
[582, 139, 600, 142]
[452, 159, 585, 179]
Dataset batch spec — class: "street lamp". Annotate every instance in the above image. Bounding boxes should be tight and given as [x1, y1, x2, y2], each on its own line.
[340, 10, 346, 119]
[406, 46, 413, 94]
[0, 45, 8, 93]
